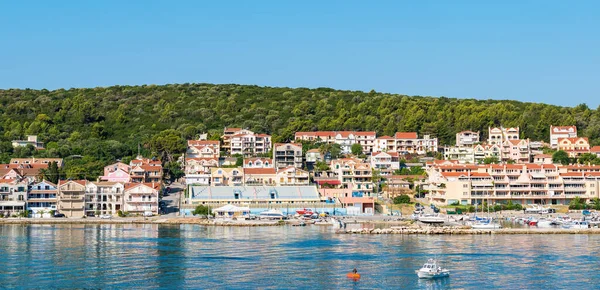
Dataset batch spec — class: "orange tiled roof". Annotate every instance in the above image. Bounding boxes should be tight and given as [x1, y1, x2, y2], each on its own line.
[243, 168, 276, 175]
[394, 132, 418, 139]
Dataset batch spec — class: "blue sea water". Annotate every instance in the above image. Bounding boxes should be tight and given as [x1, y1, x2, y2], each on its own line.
[0, 224, 598, 289]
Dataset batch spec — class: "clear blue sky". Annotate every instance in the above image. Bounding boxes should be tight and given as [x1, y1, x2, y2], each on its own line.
[1, 0, 598, 107]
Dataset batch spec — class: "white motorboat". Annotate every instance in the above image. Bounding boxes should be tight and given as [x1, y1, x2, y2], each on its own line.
[259, 209, 286, 220]
[419, 214, 445, 224]
[562, 220, 590, 229]
[416, 258, 450, 279]
[470, 221, 502, 229]
[536, 219, 553, 228]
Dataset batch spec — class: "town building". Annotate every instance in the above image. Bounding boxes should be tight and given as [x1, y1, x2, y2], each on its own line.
[85, 182, 124, 216]
[210, 167, 244, 186]
[330, 158, 374, 196]
[0, 179, 28, 216]
[443, 146, 475, 164]
[27, 180, 58, 217]
[243, 158, 273, 168]
[305, 149, 323, 171]
[222, 128, 271, 157]
[123, 183, 160, 215]
[57, 180, 87, 218]
[100, 162, 131, 183]
[186, 140, 220, 158]
[273, 143, 303, 169]
[370, 152, 400, 175]
[502, 139, 531, 163]
[276, 166, 310, 186]
[129, 158, 162, 183]
[533, 154, 553, 165]
[186, 186, 323, 209]
[557, 137, 590, 157]
[11, 135, 44, 150]
[243, 168, 276, 186]
[294, 131, 376, 154]
[456, 131, 480, 147]
[550, 126, 577, 149]
[373, 133, 438, 155]
[591, 146, 600, 158]
[488, 127, 519, 145]
[426, 163, 600, 206]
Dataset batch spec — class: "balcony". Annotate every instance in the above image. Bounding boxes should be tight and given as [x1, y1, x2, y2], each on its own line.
[60, 195, 83, 201]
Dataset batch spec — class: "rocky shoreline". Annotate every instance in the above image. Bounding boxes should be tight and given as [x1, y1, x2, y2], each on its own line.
[339, 226, 600, 235]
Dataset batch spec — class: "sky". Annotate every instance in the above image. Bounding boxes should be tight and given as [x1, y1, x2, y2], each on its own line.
[0, 0, 598, 107]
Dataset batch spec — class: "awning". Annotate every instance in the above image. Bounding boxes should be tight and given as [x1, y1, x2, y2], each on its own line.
[315, 180, 341, 185]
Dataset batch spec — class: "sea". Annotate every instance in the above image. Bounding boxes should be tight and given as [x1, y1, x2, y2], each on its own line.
[0, 224, 597, 289]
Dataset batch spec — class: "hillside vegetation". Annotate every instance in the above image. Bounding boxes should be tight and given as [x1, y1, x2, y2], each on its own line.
[1, 83, 599, 178]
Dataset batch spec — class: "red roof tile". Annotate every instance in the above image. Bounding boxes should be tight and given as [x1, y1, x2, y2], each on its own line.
[394, 132, 418, 139]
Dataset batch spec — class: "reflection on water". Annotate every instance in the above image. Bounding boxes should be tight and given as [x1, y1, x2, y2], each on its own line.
[1, 224, 599, 289]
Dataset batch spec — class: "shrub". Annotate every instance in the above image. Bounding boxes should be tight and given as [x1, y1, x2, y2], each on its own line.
[467, 206, 475, 213]
[49, 210, 56, 217]
[117, 210, 126, 217]
[192, 205, 211, 216]
[513, 204, 523, 211]
[450, 201, 460, 206]
[393, 194, 411, 204]
[493, 205, 502, 212]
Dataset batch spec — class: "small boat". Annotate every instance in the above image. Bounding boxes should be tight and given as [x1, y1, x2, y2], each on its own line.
[419, 214, 445, 224]
[259, 209, 286, 220]
[296, 208, 313, 215]
[562, 220, 590, 229]
[470, 221, 502, 229]
[537, 219, 553, 228]
[416, 258, 450, 279]
[292, 221, 306, 227]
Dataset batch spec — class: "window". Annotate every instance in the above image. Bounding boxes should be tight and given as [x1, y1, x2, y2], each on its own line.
[463, 184, 468, 188]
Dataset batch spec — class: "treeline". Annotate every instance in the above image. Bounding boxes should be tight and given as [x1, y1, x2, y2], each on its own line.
[0, 83, 598, 178]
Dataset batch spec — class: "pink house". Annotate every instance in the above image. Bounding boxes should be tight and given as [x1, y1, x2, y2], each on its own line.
[100, 162, 132, 183]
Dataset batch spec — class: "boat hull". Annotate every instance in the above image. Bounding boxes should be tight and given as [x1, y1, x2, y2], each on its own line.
[416, 270, 450, 279]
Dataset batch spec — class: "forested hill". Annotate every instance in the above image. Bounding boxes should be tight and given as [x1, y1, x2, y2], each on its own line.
[0, 83, 599, 177]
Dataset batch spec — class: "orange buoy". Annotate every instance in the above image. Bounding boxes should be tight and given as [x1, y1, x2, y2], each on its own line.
[346, 273, 361, 280]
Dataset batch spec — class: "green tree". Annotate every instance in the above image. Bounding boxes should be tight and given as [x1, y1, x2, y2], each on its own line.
[148, 129, 186, 163]
[315, 161, 330, 172]
[482, 156, 500, 164]
[351, 143, 363, 156]
[192, 205, 212, 216]
[393, 194, 411, 204]
[552, 150, 570, 165]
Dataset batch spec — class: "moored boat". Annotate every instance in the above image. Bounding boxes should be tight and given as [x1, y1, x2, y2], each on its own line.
[259, 209, 286, 220]
[419, 214, 445, 224]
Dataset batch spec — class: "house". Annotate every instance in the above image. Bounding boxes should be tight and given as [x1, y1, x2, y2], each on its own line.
[533, 154, 553, 165]
[273, 143, 303, 169]
[331, 158, 374, 196]
[11, 135, 44, 150]
[370, 152, 400, 175]
[129, 158, 162, 183]
[85, 182, 125, 216]
[9, 158, 63, 167]
[550, 126, 577, 149]
[502, 139, 531, 163]
[100, 162, 131, 183]
[443, 146, 475, 164]
[473, 144, 502, 164]
[0, 179, 28, 216]
[210, 167, 244, 186]
[488, 127, 519, 145]
[27, 180, 58, 218]
[212, 204, 251, 219]
[373, 133, 438, 155]
[276, 166, 310, 186]
[187, 140, 220, 158]
[123, 183, 160, 215]
[243, 158, 273, 169]
[243, 168, 277, 185]
[318, 188, 375, 215]
[305, 149, 323, 171]
[222, 128, 271, 157]
[456, 131, 480, 147]
[184, 157, 218, 186]
[557, 137, 590, 157]
[57, 180, 87, 218]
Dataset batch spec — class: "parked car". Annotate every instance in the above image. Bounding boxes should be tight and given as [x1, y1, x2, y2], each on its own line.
[53, 213, 66, 218]
[100, 214, 112, 219]
[143, 211, 153, 217]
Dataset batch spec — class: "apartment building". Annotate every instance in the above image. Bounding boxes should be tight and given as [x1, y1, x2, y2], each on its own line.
[123, 183, 160, 215]
[294, 131, 376, 154]
[276, 166, 310, 186]
[27, 180, 58, 217]
[502, 139, 531, 163]
[0, 179, 28, 216]
[100, 162, 131, 183]
[273, 143, 303, 169]
[370, 152, 400, 175]
[187, 140, 220, 158]
[443, 146, 475, 164]
[374, 132, 438, 155]
[331, 158, 374, 196]
[243, 158, 273, 168]
[557, 137, 590, 157]
[243, 168, 277, 186]
[85, 182, 124, 216]
[426, 163, 600, 206]
[488, 127, 519, 145]
[456, 131, 480, 147]
[11, 135, 44, 150]
[57, 180, 87, 218]
[210, 167, 244, 186]
[550, 126, 577, 149]
[129, 158, 163, 183]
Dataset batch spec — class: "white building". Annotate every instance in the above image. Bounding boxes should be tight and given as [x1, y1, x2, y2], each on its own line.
[456, 131, 480, 147]
[550, 126, 577, 149]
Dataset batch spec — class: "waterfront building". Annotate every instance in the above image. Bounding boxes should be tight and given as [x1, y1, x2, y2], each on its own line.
[319, 188, 375, 215]
[0, 179, 28, 216]
[426, 163, 600, 206]
[456, 131, 480, 147]
[187, 185, 321, 206]
[331, 158, 374, 197]
[27, 180, 58, 218]
[273, 143, 303, 169]
[243, 168, 276, 186]
[276, 166, 310, 186]
[123, 183, 160, 215]
[85, 181, 124, 216]
[210, 167, 244, 186]
[57, 180, 87, 218]
[550, 126, 577, 149]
